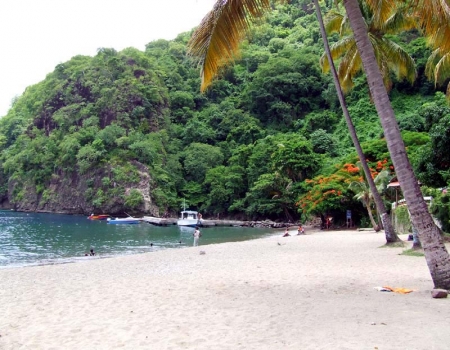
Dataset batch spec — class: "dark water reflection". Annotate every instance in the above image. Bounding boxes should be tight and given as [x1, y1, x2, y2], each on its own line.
[0, 211, 276, 268]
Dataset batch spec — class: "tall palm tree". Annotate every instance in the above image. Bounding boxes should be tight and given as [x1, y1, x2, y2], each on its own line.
[189, 0, 401, 242]
[313, 0, 400, 242]
[342, 0, 450, 289]
[320, 0, 417, 93]
[188, 0, 450, 289]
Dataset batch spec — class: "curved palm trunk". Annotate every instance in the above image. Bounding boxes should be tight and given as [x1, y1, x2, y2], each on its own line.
[343, 0, 450, 288]
[313, 0, 399, 242]
[364, 199, 379, 230]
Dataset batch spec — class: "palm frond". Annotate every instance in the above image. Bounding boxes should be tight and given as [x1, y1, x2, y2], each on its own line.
[380, 38, 417, 84]
[321, 36, 355, 73]
[425, 48, 441, 81]
[366, 0, 397, 26]
[324, 10, 346, 35]
[434, 51, 450, 85]
[338, 44, 361, 93]
[188, 0, 273, 91]
[382, 5, 417, 34]
[411, 0, 450, 51]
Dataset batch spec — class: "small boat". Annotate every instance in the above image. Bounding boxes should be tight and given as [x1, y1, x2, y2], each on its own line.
[107, 217, 141, 224]
[177, 210, 202, 227]
[88, 214, 110, 220]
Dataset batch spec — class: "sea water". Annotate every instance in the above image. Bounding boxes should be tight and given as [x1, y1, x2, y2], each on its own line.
[0, 211, 276, 268]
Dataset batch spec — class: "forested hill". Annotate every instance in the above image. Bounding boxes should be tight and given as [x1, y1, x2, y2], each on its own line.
[0, 0, 448, 226]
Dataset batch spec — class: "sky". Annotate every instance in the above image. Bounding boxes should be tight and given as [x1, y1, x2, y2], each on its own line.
[0, 0, 215, 117]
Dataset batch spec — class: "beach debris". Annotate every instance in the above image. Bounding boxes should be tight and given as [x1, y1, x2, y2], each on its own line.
[199, 251, 206, 255]
[374, 286, 413, 294]
[431, 289, 448, 299]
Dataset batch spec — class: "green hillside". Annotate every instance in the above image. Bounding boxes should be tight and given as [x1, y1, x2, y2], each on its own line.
[0, 0, 448, 229]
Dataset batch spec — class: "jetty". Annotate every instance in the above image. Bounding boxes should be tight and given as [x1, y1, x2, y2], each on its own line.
[141, 216, 285, 228]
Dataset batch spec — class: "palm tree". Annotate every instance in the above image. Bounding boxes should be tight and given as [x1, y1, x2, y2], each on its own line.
[342, 0, 450, 289]
[320, 0, 417, 93]
[349, 179, 379, 229]
[349, 168, 390, 230]
[188, 0, 450, 289]
[314, 0, 400, 244]
[189, 0, 400, 242]
[313, 0, 400, 242]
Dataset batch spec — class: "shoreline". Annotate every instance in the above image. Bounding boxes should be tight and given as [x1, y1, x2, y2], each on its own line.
[1, 229, 449, 349]
[0, 227, 285, 271]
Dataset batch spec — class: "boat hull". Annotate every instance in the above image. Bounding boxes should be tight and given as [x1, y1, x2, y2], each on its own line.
[176, 219, 200, 227]
[107, 218, 141, 224]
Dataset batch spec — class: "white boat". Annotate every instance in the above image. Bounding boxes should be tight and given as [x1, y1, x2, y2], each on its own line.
[177, 210, 202, 227]
[107, 217, 141, 224]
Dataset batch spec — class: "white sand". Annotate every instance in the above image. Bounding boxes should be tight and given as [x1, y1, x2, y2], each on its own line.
[1, 229, 449, 350]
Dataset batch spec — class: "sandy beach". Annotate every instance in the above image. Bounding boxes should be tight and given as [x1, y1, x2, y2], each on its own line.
[1, 229, 449, 350]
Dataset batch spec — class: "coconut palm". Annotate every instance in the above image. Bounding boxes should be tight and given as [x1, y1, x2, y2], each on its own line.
[342, 0, 450, 289]
[320, 0, 417, 93]
[189, 0, 401, 242]
[314, 0, 400, 244]
[188, 0, 450, 288]
[313, 0, 400, 242]
[349, 178, 379, 229]
[349, 168, 390, 230]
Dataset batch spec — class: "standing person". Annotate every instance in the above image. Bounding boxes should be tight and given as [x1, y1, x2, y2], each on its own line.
[193, 226, 202, 246]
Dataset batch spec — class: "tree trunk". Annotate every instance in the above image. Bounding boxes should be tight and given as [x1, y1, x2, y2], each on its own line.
[313, 0, 399, 242]
[364, 200, 379, 231]
[343, 0, 450, 289]
[411, 224, 422, 250]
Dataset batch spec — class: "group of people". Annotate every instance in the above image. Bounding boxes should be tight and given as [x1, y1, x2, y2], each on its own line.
[282, 225, 305, 237]
[84, 248, 95, 256]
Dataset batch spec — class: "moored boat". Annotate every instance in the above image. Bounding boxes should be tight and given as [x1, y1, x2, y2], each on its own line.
[177, 210, 202, 227]
[88, 214, 110, 220]
[107, 217, 141, 224]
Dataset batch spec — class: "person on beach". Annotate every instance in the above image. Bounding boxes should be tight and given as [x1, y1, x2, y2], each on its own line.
[193, 227, 202, 246]
[89, 248, 95, 256]
[283, 228, 290, 237]
[297, 225, 305, 235]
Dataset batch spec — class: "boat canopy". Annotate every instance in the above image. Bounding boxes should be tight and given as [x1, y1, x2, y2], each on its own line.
[180, 210, 198, 219]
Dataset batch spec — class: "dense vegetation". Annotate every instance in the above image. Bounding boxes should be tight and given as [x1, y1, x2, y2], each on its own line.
[0, 0, 448, 228]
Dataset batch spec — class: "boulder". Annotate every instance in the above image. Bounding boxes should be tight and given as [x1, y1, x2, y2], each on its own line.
[431, 289, 448, 299]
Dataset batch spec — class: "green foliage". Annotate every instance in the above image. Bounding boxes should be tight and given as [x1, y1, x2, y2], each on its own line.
[394, 205, 412, 234]
[430, 190, 450, 233]
[0, 0, 446, 220]
[182, 143, 224, 183]
[124, 189, 144, 210]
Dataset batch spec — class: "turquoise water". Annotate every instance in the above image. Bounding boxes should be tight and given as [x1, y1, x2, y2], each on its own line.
[0, 211, 276, 268]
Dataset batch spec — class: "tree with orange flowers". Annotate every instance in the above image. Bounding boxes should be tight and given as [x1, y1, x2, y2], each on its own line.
[297, 163, 360, 227]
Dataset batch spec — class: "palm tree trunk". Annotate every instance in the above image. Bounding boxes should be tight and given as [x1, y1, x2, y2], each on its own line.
[343, 0, 450, 288]
[364, 200, 378, 230]
[313, 0, 400, 242]
[411, 224, 422, 250]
